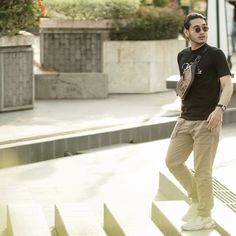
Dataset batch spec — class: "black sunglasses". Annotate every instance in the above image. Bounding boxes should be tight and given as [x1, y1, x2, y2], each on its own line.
[193, 25, 209, 33]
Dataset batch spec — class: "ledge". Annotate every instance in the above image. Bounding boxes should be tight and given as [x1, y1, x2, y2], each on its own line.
[0, 31, 34, 47]
[39, 18, 114, 29]
[35, 72, 109, 99]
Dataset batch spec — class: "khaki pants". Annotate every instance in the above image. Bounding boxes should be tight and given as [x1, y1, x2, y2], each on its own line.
[165, 118, 220, 217]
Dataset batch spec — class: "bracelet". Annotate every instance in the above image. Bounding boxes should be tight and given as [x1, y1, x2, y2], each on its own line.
[216, 104, 227, 112]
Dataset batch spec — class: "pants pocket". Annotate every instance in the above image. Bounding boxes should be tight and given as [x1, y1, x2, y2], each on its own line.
[170, 118, 185, 139]
[195, 121, 221, 145]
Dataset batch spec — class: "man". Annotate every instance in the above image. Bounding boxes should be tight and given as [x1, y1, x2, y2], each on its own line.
[165, 12, 233, 231]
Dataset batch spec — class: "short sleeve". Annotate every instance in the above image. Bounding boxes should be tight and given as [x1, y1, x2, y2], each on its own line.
[212, 49, 231, 78]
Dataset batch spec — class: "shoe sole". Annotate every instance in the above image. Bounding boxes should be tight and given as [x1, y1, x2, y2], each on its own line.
[181, 221, 216, 231]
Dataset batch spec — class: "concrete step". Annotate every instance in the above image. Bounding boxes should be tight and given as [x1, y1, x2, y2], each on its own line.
[6, 204, 51, 236]
[151, 200, 220, 236]
[55, 203, 106, 236]
[211, 199, 236, 236]
[158, 170, 189, 202]
[104, 201, 163, 236]
[0, 119, 176, 168]
[158, 171, 236, 236]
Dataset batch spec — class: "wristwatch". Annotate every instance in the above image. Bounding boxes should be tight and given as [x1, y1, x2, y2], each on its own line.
[216, 104, 227, 112]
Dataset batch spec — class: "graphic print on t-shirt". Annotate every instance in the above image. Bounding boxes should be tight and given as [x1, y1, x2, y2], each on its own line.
[182, 61, 202, 75]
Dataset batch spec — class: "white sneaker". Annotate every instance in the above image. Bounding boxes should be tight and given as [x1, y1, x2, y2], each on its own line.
[181, 203, 198, 222]
[181, 216, 215, 231]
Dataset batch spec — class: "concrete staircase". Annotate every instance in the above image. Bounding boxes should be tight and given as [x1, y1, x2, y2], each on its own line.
[3, 171, 236, 235]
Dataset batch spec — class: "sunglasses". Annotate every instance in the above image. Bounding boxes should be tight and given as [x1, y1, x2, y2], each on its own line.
[192, 25, 209, 33]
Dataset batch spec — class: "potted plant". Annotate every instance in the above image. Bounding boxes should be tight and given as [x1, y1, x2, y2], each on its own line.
[0, 0, 46, 112]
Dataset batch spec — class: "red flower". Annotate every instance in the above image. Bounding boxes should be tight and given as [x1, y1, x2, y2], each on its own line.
[37, 0, 47, 17]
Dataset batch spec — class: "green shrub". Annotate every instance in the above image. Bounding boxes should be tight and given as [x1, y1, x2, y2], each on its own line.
[0, 0, 45, 36]
[44, 0, 140, 20]
[44, 0, 100, 20]
[153, 0, 169, 7]
[43, 0, 184, 41]
[110, 6, 184, 40]
[96, 0, 140, 19]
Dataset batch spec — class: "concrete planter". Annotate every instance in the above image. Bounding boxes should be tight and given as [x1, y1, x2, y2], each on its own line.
[39, 19, 185, 95]
[0, 31, 34, 112]
[37, 19, 110, 99]
[103, 39, 185, 93]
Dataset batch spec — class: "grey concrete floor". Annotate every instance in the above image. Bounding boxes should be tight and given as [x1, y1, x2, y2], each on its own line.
[0, 91, 179, 144]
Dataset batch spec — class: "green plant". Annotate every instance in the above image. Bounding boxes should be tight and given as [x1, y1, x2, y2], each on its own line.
[43, 0, 184, 41]
[0, 0, 46, 36]
[44, 0, 140, 20]
[153, 0, 169, 7]
[96, 0, 140, 19]
[110, 6, 184, 40]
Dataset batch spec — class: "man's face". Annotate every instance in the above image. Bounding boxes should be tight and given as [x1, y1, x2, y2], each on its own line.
[184, 18, 208, 46]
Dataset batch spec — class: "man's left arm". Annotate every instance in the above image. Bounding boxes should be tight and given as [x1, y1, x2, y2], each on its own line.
[207, 75, 233, 129]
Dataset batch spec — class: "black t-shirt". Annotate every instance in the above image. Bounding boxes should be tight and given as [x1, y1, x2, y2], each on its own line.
[177, 43, 231, 120]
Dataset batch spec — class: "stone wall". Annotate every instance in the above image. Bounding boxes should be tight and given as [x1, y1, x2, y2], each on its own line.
[41, 30, 103, 72]
[40, 19, 112, 73]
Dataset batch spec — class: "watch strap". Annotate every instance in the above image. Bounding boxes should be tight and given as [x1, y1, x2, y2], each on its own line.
[216, 104, 227, 111]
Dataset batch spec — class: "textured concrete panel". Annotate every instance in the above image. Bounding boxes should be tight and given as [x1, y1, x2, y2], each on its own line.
[0, 46, 34, 111]
[103, 39, 185, 93]
[40, 21, 110, 73]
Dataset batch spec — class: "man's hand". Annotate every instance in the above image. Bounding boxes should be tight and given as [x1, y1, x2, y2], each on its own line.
[207, 107, 223, 130]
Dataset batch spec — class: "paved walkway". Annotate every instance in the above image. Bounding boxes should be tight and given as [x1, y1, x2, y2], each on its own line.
[0, 91, 180, 144]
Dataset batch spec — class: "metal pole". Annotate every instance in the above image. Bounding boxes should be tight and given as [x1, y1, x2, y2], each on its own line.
[216, 0, 220, 48]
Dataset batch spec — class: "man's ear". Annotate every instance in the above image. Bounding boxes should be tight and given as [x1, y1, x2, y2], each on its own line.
[183, 28, 189, 40]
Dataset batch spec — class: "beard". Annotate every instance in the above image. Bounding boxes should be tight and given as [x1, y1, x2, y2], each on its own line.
[188, 33, 207, 46]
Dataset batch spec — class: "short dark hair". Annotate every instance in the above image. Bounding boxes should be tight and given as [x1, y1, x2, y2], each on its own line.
[184, 12, 207, 29]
